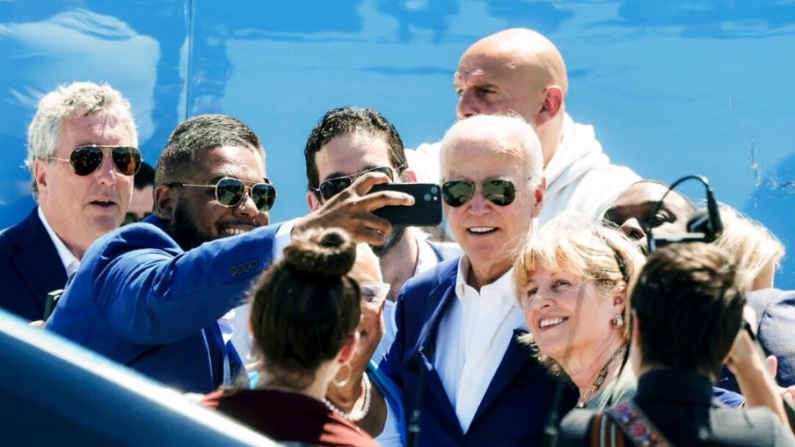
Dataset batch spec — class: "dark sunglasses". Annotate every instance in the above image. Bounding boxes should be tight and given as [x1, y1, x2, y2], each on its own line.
[167, 177, 277, 211]
[441, 179, 518, 207]
[313, 165, 400, 201]
[50, 145, 142, 177]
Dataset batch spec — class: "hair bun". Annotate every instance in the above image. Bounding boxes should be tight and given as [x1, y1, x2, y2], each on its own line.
[283, 228, 357, 279]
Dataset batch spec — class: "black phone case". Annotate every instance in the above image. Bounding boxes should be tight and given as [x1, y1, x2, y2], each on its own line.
[369, 183, 443, 227]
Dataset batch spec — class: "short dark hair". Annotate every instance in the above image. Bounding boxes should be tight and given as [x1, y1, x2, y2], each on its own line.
[134, 161, 155, 190]
[155, 114, 262, 185]
[631, 242, 745, 381]
[303, 106, 407, 193]
[249, 228, 361, 389]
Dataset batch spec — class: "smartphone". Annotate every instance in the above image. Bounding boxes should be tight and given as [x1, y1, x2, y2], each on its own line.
[369, 183, 443, 227]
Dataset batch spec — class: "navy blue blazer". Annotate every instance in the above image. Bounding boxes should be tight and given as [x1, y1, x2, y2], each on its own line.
[0, 208, 68, 321]
[381, 258, 576, 447]
[47, 215, 279, 393]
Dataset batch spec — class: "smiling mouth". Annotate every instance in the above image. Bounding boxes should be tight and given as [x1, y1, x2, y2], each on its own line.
[539, 317, 568, 330]
[469, 227, 497, 234]
[219, 226, 254, 237]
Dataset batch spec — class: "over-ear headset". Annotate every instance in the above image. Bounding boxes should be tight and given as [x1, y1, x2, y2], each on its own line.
[647, 175, 724, 254]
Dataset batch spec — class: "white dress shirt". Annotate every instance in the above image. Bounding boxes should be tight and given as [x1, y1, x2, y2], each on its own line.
[38, 207, 79, 277]
[433, 257, 527, 433]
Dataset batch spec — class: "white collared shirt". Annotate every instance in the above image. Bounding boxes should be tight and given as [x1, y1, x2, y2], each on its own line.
[433, 257, 527, 433]
[37, 207, 79, 277]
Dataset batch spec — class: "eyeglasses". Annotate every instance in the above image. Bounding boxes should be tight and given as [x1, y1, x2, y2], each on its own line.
[360, 282, 390, 307]
[313, 165, 401, 201]
[166, 177, 277, 211]
[50, 145, 142, 177]
[441, 179, 519, 207]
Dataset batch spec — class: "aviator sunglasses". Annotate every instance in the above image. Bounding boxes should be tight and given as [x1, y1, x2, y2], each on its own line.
[50, 145, 142, 177]
[167, 177, 277, 211]
[360, 282, 391, 307]
[313, 165, 402, 201]
[441, 179, 519, 207]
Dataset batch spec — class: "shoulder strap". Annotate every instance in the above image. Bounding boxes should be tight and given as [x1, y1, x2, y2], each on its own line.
[590, 412, 627, 447]
[604, 401, 673, 447]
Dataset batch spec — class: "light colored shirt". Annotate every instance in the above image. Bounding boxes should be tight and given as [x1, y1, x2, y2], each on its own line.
[372, 230, 447, 364]
[374, 390, 403, 447]
[38, 207, 79, 277]
[434, 258, 527, 433]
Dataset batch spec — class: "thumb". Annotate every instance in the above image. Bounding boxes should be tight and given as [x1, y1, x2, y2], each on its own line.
[766, 355, 778, 378]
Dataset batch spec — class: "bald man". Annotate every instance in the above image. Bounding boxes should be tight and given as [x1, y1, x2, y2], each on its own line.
[408, 28, 639, 224]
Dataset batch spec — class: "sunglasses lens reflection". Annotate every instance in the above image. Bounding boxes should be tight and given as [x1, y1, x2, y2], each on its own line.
[70, 146, 141, 176]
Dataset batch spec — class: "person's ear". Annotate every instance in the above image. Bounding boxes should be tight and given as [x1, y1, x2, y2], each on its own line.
[33, 159, 49, 200]
[536, 86, 563, 127]
[307, 190, 322, 211]
[154, 185, 177, 221]
[337, 332, 359, 365]
[402, 168, 418, 183]
[631, 309, 641, 346]
[530, 177, 546, 218]
[612, 291, 626, 311]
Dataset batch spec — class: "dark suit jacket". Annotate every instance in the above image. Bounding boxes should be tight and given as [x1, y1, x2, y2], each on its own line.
[0, 208, 68, 321]
[47, 215, 278, 393]
[381, 258, 576, 447]
[560, 370, 794, 447]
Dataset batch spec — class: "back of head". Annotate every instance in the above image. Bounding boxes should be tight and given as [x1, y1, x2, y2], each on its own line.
[249, 228, 361, 389]
[715, 205, 785, 290]
[155, 114, 262, 185]
[515, 212, 645, 339]
[134, 161, 156, 190]
[632, 242, 745, 381]
[26, 81, 138, 198]
[303, 106, 407, 190]
[439, 114, 544, 189]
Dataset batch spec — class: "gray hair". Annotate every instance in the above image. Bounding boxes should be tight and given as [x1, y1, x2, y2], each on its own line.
[439, 114, 544, 190]
[26, 81, 138, 198]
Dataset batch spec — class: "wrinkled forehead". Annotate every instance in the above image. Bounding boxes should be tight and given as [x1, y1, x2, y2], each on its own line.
[441, 134, 529, 180]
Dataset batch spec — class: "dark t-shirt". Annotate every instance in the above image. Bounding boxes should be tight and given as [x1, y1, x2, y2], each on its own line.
[205, 388, 378, 447]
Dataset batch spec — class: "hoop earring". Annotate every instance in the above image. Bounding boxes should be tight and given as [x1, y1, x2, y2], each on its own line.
[611, 314, 624, 329]
[333, 364, 351, 388]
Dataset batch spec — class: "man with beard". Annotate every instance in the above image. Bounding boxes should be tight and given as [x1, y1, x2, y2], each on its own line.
[47, 114, 412, 393]
[304, 107, 461, 362]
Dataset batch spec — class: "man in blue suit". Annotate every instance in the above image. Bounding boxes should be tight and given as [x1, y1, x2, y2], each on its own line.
[381, 114, 575, 446]
[48, 114, 413, 393]
[0, 81, 138, 321]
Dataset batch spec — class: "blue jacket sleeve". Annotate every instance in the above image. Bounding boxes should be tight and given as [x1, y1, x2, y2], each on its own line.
[90, 223, 279, 344]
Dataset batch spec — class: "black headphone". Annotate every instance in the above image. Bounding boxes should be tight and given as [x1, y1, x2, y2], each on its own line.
[647, 175, 724, 254]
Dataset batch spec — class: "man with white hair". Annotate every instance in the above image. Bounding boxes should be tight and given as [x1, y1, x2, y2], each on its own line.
[409, 28, 638, 224]
[382, 114, 575, 446]
[0, 81, 139, 321]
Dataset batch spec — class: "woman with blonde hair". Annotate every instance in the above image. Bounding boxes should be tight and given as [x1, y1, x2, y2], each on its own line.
[514, 213, 645, 410]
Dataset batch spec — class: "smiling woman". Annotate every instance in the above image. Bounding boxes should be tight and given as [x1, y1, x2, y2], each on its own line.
[513, 212, 645, 410]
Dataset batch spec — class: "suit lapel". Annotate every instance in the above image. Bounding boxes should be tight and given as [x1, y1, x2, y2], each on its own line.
[471, 328, 532, 423]
[10, 209, 68, 313]
[412, 264, 462, 433]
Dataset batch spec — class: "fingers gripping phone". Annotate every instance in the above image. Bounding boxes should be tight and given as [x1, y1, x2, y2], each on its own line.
[369, 183, 443, 227]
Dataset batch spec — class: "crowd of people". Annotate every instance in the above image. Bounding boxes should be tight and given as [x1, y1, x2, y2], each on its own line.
[1, 26, 794, 447]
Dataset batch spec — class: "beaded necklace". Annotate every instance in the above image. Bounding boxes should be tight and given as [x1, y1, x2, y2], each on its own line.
[577, 344, 628, 408]
[324, 373, 372, 422]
